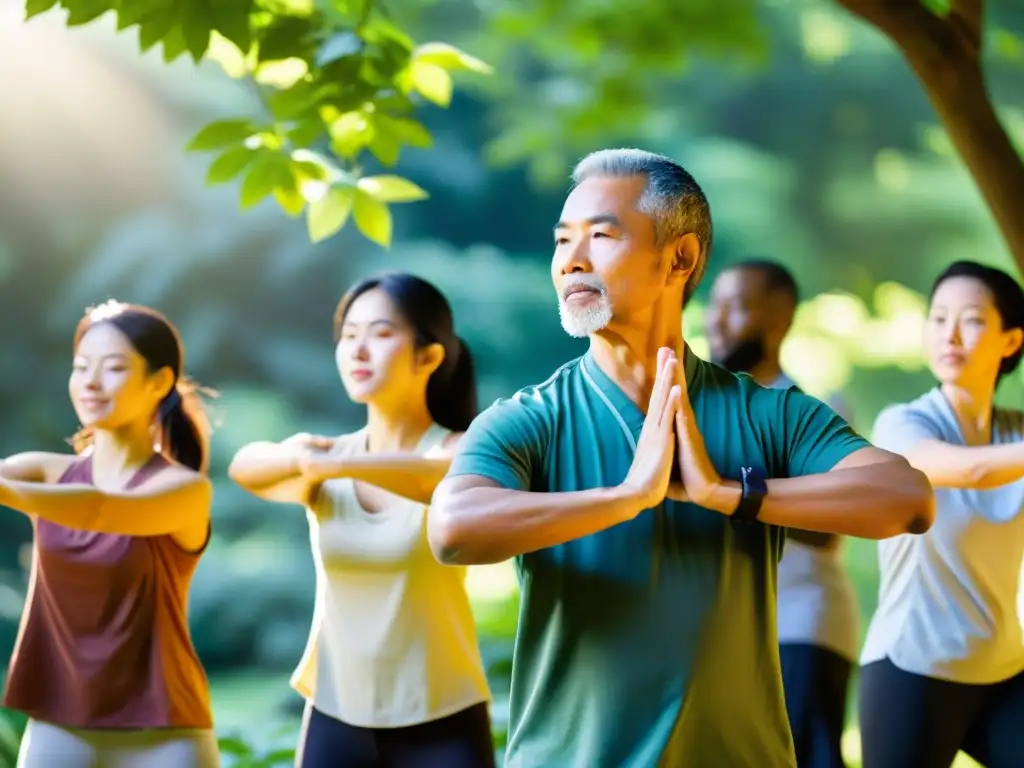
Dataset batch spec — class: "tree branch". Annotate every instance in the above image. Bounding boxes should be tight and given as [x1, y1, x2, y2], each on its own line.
[949, 0, 985, 54]
[835, 0, 1024, 274]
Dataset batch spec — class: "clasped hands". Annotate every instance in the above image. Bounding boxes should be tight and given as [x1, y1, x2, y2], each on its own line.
[621, 347, 737, 516]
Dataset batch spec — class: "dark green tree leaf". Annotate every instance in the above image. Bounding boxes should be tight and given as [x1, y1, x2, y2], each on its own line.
[64, 0, 111, 26]
[209, 0, 251, 52]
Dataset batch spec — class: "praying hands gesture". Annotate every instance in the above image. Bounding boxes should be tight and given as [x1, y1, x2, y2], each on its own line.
[623, 346, 735, 515]
[669, 349, 731, 512]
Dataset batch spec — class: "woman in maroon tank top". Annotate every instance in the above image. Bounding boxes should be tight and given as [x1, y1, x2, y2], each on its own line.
[0, 301, 219, 768]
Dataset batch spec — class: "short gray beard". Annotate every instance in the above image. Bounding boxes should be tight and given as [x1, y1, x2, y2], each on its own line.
[557, 281, 613, 338]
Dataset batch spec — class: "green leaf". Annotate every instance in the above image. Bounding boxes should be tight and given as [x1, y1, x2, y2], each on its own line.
[217, 736, 254, 757]
[138, 7, 176, 52]
[258, 16, 315, 62]
[357, 175, 428, 203]
[367, 131, 400, 167]
[161, 25, 188, 63]
[409, 61, 452, 107]
[352, 189, 392, 247]
[25, 0, 59, 20]
[328, 112, 374, 158]
[182, 0, 212, 61]
[376, 115, 432, 148]
[209, 0, 251, 52]
[64, 0, 111, 26]
[239, 150, 292, 209]
[412, 42, 492, 75]
[205, 146, 255, 185]
[187, 119, 256, 151]
[306, 185, 355, 242]
[274, 185, 305, 217]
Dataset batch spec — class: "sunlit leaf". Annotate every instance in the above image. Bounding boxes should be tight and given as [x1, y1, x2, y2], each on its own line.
[412, 42, 493, 75]
[357, 175, 428, 203]
[274, 185, 306, 217]
[239, 150, 292, 209]
[206, 146, 256, 185]
[409, 61, 453, 107]
[328, 112, 374, 158]
[352, 189, 393, 247]
[187, 119, 257, 151]
[306, 185, 355, 242]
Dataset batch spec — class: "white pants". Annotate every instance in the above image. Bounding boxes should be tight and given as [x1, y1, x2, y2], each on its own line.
[17, 719, 221, 768]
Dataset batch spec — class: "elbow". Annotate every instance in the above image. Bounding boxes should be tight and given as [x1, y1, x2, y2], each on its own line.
[878, 465, 935, 539]
[427, 504, 487, 566]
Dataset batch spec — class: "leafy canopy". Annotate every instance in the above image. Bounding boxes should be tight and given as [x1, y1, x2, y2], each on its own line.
[26, 0, 491, 247]
[25, 0, 1024, 248]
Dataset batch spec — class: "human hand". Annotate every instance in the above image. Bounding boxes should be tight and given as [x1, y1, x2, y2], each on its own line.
[673, 352, 728, 512]
[620, 347, 681, 513]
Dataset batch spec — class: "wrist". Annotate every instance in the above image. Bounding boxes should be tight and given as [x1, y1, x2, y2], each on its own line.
[609, 482, 654, 520]
[706, 480, 743, 516]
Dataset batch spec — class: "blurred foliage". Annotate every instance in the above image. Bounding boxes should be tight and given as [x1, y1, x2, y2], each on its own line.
[25, 0, 493, 246]
[26, 0, 1024, 243]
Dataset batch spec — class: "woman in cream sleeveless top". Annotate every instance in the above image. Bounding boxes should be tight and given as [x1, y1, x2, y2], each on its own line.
[860, 262, 1024, 768]
[229, 273, 493, 768]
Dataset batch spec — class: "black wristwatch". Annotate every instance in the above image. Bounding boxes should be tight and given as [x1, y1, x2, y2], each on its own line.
[733, 466, 768, 522]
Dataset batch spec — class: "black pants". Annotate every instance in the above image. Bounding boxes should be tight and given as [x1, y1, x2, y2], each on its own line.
[296, 702, 496, 768]
[779, 644, 852, 768]
[859, 657, 1024, 768]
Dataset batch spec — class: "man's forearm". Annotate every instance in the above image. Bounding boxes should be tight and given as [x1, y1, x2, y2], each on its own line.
[428, 482, 644, 565]
[706, 460, 935, 539]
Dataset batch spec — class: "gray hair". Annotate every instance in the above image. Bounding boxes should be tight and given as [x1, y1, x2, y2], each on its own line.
[571, 148, 713, 301]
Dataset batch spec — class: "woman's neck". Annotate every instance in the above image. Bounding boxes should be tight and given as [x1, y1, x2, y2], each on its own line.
[89, 424, 156, 477]
[940, 382, 994, 442]
[365, 397, 434, 453]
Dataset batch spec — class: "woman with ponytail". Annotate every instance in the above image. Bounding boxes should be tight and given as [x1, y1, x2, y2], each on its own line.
[0, 300, 218, 767]
[229, 273, 493, 768]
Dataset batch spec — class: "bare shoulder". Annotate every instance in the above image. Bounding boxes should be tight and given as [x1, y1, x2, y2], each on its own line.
[1, 452, 77, 484]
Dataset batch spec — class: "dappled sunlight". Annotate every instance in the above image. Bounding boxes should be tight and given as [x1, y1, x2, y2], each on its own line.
[0, 3, 176, 218]
[466, 562, 519, 603]
[686, 284, 929, 399]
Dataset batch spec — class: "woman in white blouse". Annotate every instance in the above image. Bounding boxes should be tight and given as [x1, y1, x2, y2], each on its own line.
[229, 273, 493, 768]
[861, 260, 1024, 768]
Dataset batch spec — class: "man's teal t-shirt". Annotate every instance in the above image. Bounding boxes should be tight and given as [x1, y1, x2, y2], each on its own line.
[447, 349, 869, 768]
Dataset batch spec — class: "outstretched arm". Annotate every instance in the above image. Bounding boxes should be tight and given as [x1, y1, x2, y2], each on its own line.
[675, 383, 934, 540]
[229, 432, 461, 506]
[873, 405, 1024, 490]
[699, 447, 934, 539]
[0, 466, 211, 538]
[301, 433, 463, 505]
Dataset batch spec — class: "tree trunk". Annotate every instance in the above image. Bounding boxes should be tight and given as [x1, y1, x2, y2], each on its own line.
[838, 0, 1024, 274]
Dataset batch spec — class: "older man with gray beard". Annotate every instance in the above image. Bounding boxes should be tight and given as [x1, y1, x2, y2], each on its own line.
[427, 148, 933, 768]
